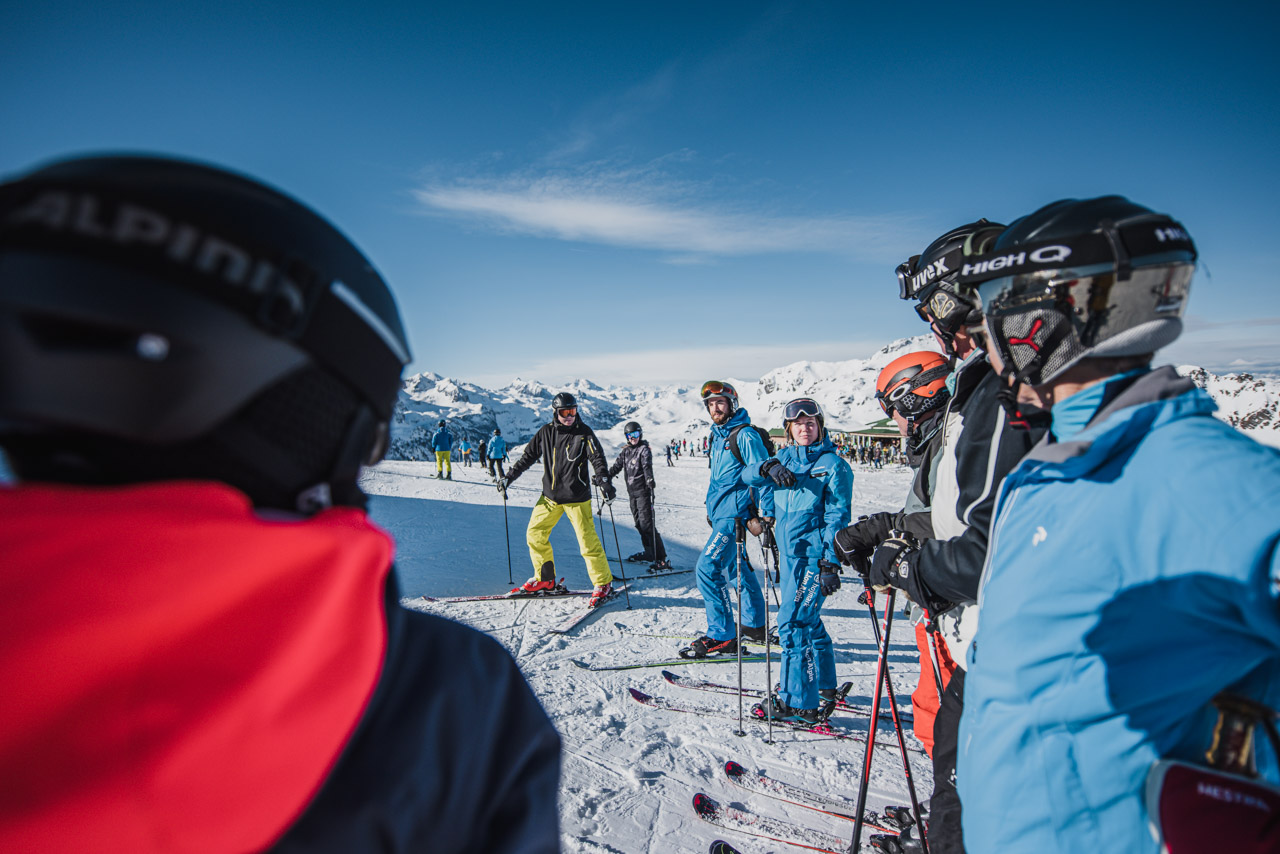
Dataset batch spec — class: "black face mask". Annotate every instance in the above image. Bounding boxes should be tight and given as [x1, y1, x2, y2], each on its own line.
[995, 379, 1052, 432]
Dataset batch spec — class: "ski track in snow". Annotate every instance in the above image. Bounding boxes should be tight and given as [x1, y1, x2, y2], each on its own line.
[364, 456, 926, 853]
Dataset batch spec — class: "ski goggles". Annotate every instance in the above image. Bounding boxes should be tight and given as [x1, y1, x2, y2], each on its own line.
[700, 380, 736, 400]
[876, 364, 951, 416]
[782, 398, 822, 422]
[625, 430, 642, 439]
[556, 407, 578, 418]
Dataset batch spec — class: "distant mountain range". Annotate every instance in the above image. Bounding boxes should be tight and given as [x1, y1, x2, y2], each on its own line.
[387, 336, 1280, 459]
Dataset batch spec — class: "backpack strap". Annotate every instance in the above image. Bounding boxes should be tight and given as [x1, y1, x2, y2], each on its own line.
[727, 424, 747, 467]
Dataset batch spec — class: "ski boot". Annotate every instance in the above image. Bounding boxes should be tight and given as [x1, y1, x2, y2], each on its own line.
[869, 823, 924, 853]
[512, 576, 559, 595]
[588, 582, 613, 607]
[679, 636, 739, 659]
[751, 693, 819, 725]
[446, 472, 452, 480]
[817, 681, 854, 721]
[626, 551, 653, 563]
[649, 559, 673, 572]
[435, 472, 444, 479]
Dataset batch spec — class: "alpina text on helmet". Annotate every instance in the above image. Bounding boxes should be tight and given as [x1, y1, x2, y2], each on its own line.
[8, 191, 305, 315]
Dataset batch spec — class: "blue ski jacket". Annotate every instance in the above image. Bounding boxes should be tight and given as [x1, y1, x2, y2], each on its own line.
[430, 427, 452, 452]
[705, 408, 774, 523]
[744, 435, 852, 567]
[958, 367, 1280, 853]
[487, 435, 508, 460]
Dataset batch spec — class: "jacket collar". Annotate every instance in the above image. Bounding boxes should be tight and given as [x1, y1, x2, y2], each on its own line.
[1024, 366, 1209, 470]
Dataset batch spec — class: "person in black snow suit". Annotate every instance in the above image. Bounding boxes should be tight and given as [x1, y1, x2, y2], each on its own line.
[664, 444, 673, 466]
[0, 155, 561, 854]
[606, 421, 669, 570]
[834, 220, 1042, 854]
[499, 393, 616, 605]
[477, 437, 488, 470]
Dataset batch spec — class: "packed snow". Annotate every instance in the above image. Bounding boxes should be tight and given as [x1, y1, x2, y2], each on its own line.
[363, 451, 928, 853]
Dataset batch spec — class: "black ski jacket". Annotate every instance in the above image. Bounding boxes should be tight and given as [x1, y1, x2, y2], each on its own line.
[608, 440, 656, 497]
[913, 354, 1043, 606]
[508, 417, 610, 504]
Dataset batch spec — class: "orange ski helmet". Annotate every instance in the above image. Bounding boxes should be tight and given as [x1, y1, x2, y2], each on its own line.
[875, 351, 951, 419]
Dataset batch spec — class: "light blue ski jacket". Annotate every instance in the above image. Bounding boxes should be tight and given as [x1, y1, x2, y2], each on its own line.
[430, 427, 452, 452]
[487, 435, 507, 459]
[706, 408, 774, 523]
[958, 367, 1280, 853]
[744, 435, 852, 568]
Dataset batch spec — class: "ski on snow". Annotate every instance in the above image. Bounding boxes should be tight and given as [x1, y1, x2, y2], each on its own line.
[546, 584, 629, 635]
[628, 688, 875, 742]
[416, 579, 589, 604]
[692, 792, 854, 854]
[572, 652, 778, 672]
[723, 760, 911, 835]
[708, 841, 744, 854]
[662, 670, 914, 724]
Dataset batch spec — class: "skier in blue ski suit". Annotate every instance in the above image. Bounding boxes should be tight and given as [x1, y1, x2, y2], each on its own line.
[690, 381, 771, 656]
[745, 400, 852, 715]
[955, 195, 1280, 854]
[487, 429, 508, 479]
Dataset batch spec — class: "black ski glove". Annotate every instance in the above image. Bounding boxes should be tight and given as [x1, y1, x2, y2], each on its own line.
[591, 474, 609, 487]
[601, 481, 617, 501]
[496, 476, 508, 496]
[869, 534, 916, 593]
[834, 512, 895, 561]
[647, 480, 656, 492]
[759, 458, 796, 487]
[818, 560, 841, 596]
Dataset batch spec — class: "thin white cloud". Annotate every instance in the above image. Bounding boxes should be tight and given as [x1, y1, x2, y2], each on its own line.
[413, 169, 919, 262]
[1163, 318, 1280, 374]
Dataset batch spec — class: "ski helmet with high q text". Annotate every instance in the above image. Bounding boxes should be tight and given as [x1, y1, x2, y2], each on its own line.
[959, 196, 1197, 387]
[699, 380, 738, 414]
[0, 154, 411, 513]
[897, 219, 1005, 353]
[875, 351, 951, 420]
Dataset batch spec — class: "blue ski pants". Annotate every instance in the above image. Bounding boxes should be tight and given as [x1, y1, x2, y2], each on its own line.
[777, 559, 836, 710]
[695, 522, 766, 641]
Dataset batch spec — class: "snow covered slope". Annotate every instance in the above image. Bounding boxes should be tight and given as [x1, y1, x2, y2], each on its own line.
[388, 336, 1280, 458]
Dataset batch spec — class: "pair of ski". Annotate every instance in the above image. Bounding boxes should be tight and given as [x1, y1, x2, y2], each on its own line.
[695, 760, 913, 854]
[417, 580, 627, 634]
[659, 670, 913, 725]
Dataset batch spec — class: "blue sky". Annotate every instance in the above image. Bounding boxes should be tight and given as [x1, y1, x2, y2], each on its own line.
[4, 1, 1279, 386]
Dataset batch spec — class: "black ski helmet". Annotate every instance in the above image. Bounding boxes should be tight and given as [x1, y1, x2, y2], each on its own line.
[963, 196, 1196, 387]
[897, 219, 1005, 353]
[438, 420, 446, 427]
[623, 421, 642, 437]
[551, 392, 577, 411]
[0, 154, 411, 512]
[493, 427, 501, 436]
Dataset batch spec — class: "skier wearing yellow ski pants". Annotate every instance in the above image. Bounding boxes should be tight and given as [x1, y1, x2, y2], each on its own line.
[525, 497, 612, 587]
[497, 393, 616, 596]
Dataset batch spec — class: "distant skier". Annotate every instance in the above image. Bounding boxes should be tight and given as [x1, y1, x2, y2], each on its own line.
[686, 381, 769, 658]
[458, 437, 472, 467]
[606, 421, 669, 570]
[477, 437, 488, 470]
[498, 393, 616, 606]
[743, 398, 852, 723]
[430, 420, 453, 480]
[486, 428, 507, 480]
[664, 444, 673, 467]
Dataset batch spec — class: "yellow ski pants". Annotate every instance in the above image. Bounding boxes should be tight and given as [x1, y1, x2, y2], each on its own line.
[434, 451, 452, 474]
[526, 496, 613, 587]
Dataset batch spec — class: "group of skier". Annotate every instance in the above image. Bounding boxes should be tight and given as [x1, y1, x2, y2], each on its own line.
[4, 147, 1278, 854]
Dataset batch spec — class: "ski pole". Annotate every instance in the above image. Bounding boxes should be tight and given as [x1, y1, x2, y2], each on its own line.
[502, 487, 513, 586]
[648, 486, 660, 570]
[849, 584, 891, 854]
[734, 518, 747, 737]
[603, 496, 632, 611]
[761, 533, 775, 745]
[850, 585, 929, 854]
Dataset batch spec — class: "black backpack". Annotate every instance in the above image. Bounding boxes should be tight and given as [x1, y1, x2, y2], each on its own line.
[726, 424, 776, 466]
